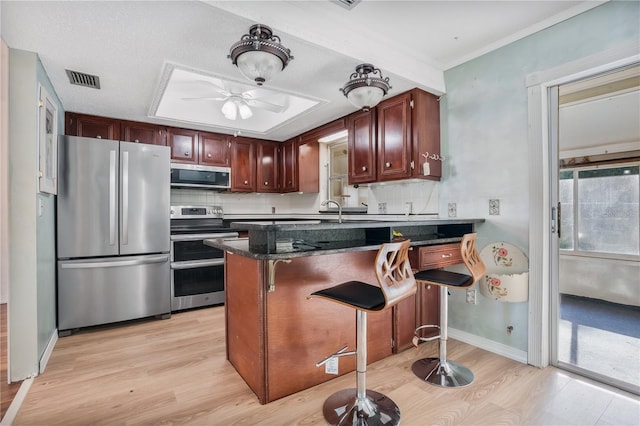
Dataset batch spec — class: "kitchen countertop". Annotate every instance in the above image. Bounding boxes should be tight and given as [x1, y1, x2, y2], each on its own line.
[206, 217, 484, 260]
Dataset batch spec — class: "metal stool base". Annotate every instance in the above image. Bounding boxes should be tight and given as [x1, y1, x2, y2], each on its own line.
[322, 388, 401, 426]
[411, 357, 474, 388]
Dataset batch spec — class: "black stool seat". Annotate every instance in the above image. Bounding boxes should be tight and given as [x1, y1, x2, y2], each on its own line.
[310, 281, 385, 311]
[414, 269, 473, 288]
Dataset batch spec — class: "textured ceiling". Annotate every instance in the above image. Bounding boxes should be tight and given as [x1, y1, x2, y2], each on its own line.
[1, 0, 604, 141]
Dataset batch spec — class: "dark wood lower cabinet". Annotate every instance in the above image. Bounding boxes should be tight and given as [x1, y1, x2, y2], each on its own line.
[225, 250, 392, 404]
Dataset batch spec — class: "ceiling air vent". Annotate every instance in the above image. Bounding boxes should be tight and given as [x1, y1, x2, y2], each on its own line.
[65, 69, 101, 89]
[331, 0, 362, 10]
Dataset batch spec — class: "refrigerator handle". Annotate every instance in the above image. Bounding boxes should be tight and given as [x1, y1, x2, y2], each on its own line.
[60, 254, 169, 269]
[109, 150, 117, 246]
[122, 150, 129, 245]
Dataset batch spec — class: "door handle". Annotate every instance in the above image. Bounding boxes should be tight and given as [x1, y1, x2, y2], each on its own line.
[557, 202, 561, 239]
[109, 150, 117, 246]
[122, 151, 129, 245]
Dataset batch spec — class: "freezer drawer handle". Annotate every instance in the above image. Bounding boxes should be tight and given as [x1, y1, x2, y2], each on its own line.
[60, 254, 169, 269]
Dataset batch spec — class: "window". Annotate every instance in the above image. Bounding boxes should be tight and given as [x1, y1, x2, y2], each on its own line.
[559, 164, 639, 257]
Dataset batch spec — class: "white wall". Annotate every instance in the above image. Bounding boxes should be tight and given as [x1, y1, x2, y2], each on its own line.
[560, 256, 640, 307]
[1, 40, 9, 305]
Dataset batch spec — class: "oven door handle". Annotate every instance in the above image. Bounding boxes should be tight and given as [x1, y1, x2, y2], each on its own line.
[171, 232, 239, 242]
[171, 259, 225, 269]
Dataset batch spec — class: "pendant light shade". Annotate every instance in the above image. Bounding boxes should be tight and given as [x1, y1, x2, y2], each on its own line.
[340, 64, 391, 110]
[228, 24, 293, 86]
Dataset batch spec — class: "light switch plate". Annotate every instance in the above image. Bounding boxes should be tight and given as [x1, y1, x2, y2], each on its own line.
[489, 199, 500, 215]
[448, 203, 457, 218]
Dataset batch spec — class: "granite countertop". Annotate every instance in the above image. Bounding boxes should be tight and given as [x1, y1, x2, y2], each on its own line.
[230, 217, 485, 232]
[205, 235, 464, 260]
[206, 217, 485, 260]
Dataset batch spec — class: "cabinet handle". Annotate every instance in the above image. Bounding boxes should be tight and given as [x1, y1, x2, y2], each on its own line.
[441, 253, 453, 258]
[244, 180, 248, 185]
[207, 153, 212, 158]
[425, 284, 431, 290]
[385, 162, 391, 168]
[185, 151, 190, 156]
[264, 181, 269, 186]
[288, 180, 292, 185]
[362, 166, 367, 171]
[134, 139, 140, 143]
[96, 135, 102, 139]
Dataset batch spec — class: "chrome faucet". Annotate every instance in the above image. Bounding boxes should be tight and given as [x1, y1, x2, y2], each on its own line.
[321, 199, 342, 223]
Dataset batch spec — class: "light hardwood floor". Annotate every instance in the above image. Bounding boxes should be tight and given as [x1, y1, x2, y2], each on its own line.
[14, 306, 640, 425]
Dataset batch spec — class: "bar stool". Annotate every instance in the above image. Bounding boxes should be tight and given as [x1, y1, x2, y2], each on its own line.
[412, 233, 486, 388]
[309, 240, 416, 426]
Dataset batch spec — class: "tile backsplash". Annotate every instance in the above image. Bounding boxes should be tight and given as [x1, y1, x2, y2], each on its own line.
[171, 179, 438, 215]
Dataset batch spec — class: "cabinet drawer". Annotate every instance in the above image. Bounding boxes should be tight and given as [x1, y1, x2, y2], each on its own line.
[414, 243, 462, 270]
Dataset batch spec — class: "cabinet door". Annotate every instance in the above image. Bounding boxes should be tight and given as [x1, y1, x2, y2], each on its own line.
[348, 109, 376, 184]
[200, 132, 230, 166]
[377, 92, 412, 181]
[411, 89, 441, 180]
[256, 141, 280, 193]
[65, 112, 120, 140]
[280, 138, 298, 193]
[231, 138, 256, 192]
[417, 282, 440, 340]
[297, 139, 319, 193]
[121, 121, 166, 145]
[167, 128, 198, 164]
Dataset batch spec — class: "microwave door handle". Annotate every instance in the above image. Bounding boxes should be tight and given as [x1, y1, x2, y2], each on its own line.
[109, 150, 117, 246]
[122, 150, 129, 245]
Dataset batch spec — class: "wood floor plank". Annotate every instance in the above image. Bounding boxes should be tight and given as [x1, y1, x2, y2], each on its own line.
[13, 306, 640, 425]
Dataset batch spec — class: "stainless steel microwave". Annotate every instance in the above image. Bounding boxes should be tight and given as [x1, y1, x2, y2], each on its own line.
[170, 163, 231, 190]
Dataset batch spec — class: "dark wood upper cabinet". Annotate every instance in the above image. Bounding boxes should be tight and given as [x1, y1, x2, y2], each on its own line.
[410, 89, 441, 180]
[121, 120, 166, 145]
[167, 128, 198, 164]
[199, 132, 230, 167]
[65, 112, 120, 140]
[297, 139, 319, 193]
[256, 141, 280, 193]
[347, 109, 376, 184]
[280, 138, 298, 193]
[377, 92, 412, 181]
[231, 137, 256, 192]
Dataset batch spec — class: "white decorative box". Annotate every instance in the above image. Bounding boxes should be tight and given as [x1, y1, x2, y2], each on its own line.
[479, 242, 529, 303]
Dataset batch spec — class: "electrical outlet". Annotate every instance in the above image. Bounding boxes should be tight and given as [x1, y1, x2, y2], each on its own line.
[466, 288, 477, 304]
[378, 202, 387, 214]
[489, 199, 500, 215]
[448, 203, 457, 218]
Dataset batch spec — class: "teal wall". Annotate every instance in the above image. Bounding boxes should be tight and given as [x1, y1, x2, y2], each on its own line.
[440, 1, 640, 352]
[8, 48, 61, 380]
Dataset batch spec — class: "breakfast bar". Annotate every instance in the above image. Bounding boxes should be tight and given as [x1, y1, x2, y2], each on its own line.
[206, 218, 484, 404]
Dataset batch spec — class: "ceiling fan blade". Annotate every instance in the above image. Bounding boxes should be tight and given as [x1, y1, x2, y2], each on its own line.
[245, 98, 287, 114]
[181, 96, 229, 101]
[242, 88, 272, 100]
[191, 79, 231, 97]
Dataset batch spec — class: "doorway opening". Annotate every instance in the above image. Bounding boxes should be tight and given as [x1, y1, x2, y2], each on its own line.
[551, 64, 640, 395]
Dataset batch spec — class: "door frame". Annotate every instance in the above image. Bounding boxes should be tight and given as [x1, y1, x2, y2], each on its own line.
[525, 45, 639, 368]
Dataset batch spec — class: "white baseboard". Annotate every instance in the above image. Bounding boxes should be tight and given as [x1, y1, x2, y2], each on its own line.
[39, 329, 58, 373]
[449, 327, 528, 364]
[0, 377, 33, 426]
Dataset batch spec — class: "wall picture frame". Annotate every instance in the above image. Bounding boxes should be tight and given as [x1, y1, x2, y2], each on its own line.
[38, 84, 58, 194]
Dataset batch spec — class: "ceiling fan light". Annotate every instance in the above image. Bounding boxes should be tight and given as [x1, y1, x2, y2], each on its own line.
[229, 24, 293, 86]
[238, 102, 253, 120]
[340, 63, 391, 110]
[221, 100, 237, 120]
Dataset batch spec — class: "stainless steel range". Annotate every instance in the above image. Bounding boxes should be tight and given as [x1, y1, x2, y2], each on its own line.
[170, 205, 238, 311]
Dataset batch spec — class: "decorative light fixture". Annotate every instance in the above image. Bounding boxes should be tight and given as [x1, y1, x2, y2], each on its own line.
[228, 24, 293, 86]
[340, 63, 391, 110]
[221, 96, 253, 120]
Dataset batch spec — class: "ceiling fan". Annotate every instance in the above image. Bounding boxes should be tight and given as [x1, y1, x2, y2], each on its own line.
[182, 79, 288, 120]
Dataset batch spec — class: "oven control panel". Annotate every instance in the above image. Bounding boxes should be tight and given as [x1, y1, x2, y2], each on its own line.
[170, 205, 223, 219]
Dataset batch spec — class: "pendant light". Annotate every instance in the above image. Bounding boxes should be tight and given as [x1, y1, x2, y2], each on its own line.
[340, 63, 391, 110]
[228, 24, 293, 86]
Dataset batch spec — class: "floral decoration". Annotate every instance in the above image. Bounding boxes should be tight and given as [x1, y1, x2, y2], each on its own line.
[492, 244, 513, 267]
[486, 275, 508, 298]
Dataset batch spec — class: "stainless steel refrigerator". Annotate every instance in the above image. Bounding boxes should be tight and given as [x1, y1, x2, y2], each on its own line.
[57, 135, 171, 335]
